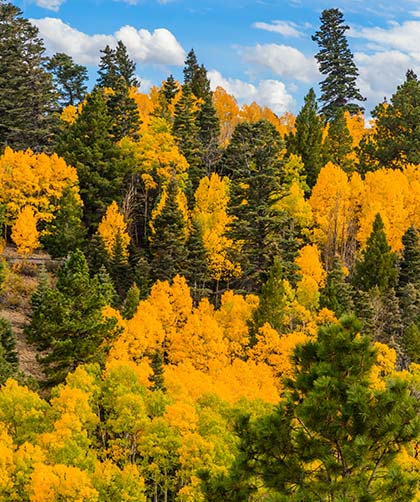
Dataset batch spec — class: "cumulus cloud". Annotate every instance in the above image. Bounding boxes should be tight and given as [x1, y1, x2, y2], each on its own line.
[31, 17, 186, 66]
[208, 70, 295, 115]
[241, 44, 318, 83]
[34, 0, 65, 11]
[253, 20, 303, 38]
[351, 20, 420, 55]
[355, 50, 419, 107]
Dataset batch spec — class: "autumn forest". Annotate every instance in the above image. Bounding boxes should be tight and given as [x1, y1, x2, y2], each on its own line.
[2, 2, 420, 501]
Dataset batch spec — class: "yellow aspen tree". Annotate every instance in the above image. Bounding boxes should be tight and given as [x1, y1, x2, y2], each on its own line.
[193, 173, 240, 282]
[11, 206, 39, 258]
[0, 147, 80, 227]
[309, 162, 355, 267]
[358, 168, 409, 251]
[97, 201, 130, 261]
[212, 86, 240, 146]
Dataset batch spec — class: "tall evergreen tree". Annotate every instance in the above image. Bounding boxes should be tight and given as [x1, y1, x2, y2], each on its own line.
[173, 86, 202, 196]
[46, 52, 88, 108]
[286, 88, 324, 189]
[183, 48, 211, 100]
[0, 2, 58, 151]
[319, 255, 354, 317]
[149, 177, 188, 282]
[360, 70, 420, 171]
[185, 218, 211, 304]
[26, 250, 118, 385]
[251, 258, 287, 338]
[352, 213, 397, 293]
[97, 41, 141, 141]
[312, 8, 365, 120]
[399, 226, 420, 290]
[324, 107, 354, 172]
[56, 88, 125, 230]
[225, 120, 286, 292]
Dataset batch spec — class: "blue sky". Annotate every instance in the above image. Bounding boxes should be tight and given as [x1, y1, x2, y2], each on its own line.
[14, 0, 420, 115]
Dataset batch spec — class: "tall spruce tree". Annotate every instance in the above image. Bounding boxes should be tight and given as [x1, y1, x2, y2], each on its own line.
[360, 70, 420, 170]
[399, 226, 420, 291]
[225, 120, 285, 292]
[324, 107, 354, 172]
[149, 176, 188, 282]
[97, 41, 141, 141]
[319, 255, 354, 317]
[352, 213, 398, 293]
[312, 8, 365, 120]
[0, 1, 58, 151]
[286, 88, 324, 189]
[46, 52, 88, 108]
[26, 250, 118, 385]
[56, 88, 125, 230]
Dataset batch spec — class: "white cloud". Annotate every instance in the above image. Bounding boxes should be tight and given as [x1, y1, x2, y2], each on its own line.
[31, 17, 186, 66]
[115, 25, 186, 65]
[253, 20, 303, 38]
[241, 44, 318, 83]
[351, 20, 420, 55]
[34, 0, 64, 11]
[355, 50, 419, 107]
[208, 70, 295, 115]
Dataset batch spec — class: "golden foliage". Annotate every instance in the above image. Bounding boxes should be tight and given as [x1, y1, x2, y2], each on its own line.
[11, 206, 39, 258]
[98, 201, 130, 260]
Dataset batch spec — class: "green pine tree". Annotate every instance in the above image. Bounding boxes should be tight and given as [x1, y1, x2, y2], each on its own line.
[359, 70, 420, 171]
[206, 316, 420, 501]
[224, 120, 286, 292]
[26, 250, 119, 385]
[324, 107, 354, 172]
[352, 213, 397, 293]
[0, 317, 18, 370]
[56, 88, 126, 231]
[319, 255, 354, 317]
[41, 186, 86, 258]
[399, 225, 420, 291]
[149, 177, 188, 283]
[173, 86, 203, 197]
[312, 8, 365, 120]
[122, 282, 141, 320]
[0, 2, 58, 151]
[185, 218, 211, 304]
[251, 258, 287, 338]
[286, 88, 324, 189]
[46, 52, 87, 108]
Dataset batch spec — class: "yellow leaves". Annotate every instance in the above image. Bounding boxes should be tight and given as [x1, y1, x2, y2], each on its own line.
[11, 206, 39, 258]
[212, 86, 240, 146]
[193, 173, 240, 281]
[296, 244, 326, 287]
[369, 342, 397, 391]
[98, 201, 130, 260]
[119, 117, 189, 187]
[0, 147, 80, 227]
[30, 463, 98, 502]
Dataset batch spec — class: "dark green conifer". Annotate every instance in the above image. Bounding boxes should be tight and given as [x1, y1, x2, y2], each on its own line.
[225, 120, 285, 291]
[251, 258, 286, 338]
[352, 213, 397, 293]
[149, 177, 188, 283]
[173, 86, 202, 196]
[319, 256, 354, 317]
[205, 316, 420, 501]
[185, 218, 211, 304]
[56, 88, 125, 230]
[0, 318, 18, 370]
[0, 2, 58, 151]
[149, 351, 166, 392]
[399, 225, 420, 291]
[360, 71, 420, 170]
[46, 52, 88, 108]
[122, 283, 140, 320]
[286, 88, 324, 189]
[41, 186, 86, 258]
[312, 8, 365, 120]
[324, 108, 354, 172]
[26, 250, 118, 385]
